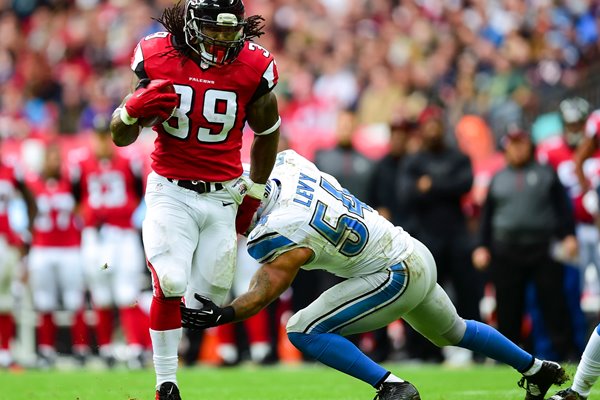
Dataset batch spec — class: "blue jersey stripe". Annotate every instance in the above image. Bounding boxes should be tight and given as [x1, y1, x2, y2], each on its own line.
[308, 268, 407, 334]
[247, 233, 295, 262]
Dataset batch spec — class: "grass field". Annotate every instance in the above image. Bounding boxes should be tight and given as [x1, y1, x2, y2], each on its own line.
[1, 363, 595, 400]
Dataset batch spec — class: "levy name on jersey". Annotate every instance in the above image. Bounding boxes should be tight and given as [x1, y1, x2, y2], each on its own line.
[247, 151, 414, 278]
[131, 32, 278, 182]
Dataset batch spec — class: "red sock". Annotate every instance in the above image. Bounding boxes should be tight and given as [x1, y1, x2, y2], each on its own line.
[0, 313, 15, 350]
[119, 306, 142, 345]
[94, 308, 114, 347]
[150, 296, 181, 331]
[37, 313, 56, 348]
[217, 322, 236, 345]
[71, 310, 89, 347]
[245, 308, 270, 343]
[133, 305, 151, 348]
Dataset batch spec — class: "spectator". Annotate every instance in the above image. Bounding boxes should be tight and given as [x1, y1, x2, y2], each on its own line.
[367, 118, 418, 229]
[314, 108, 374, 202]
[400, 105, 481, 364]
[473, 126, 578, 360]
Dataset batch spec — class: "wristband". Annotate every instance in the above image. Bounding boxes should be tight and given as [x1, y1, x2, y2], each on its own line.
[119, 107, 138, 126]
[220, 306, 236, 324]
[247, 182, 266, 199]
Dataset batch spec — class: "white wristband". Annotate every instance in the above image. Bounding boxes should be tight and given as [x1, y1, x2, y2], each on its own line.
[119, 107, 138, 126]
[248, 182, 266, 199]
[253, 116, 281, 136]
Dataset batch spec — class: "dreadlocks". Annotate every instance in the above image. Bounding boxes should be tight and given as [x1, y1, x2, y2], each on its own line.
[154, 1, 266, 62]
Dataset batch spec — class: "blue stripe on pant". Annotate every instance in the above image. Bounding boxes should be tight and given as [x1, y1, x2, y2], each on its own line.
[288, 266, 407, 387]
[308, 265, 407, 334]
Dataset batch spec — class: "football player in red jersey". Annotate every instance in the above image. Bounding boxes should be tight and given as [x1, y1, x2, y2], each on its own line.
[71, 120, 150, 369]
[0, 137, 36, 369]
[110, 0, 280, 397]
[537, 98, 594, 275]
[25, 143, 89, 367]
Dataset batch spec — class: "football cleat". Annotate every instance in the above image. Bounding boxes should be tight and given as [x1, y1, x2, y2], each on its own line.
[547, 388, 587, 400]
[518, 361, 568, 400]
[373, 381, 421, 400]
[156, 382, 182, 400]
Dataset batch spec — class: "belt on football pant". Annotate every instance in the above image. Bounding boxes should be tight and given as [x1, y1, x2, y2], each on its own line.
[167, 178, 224, 194]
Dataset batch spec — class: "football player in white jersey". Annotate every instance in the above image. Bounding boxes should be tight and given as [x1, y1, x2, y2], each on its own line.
[182, 150, 567, 400]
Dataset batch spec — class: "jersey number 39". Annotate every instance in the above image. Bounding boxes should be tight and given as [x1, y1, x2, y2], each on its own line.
[162, 86, 237, 143]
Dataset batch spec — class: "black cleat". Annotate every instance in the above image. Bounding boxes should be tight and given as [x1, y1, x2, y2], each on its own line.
[374, 381, 421, 400]
[547, 388, 587, 400]
[518, 361, 569, 400]
[156, 382, 181, 400]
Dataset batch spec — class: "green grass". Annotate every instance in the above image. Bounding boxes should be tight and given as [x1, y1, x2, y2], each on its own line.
[0, 363, 594, 400]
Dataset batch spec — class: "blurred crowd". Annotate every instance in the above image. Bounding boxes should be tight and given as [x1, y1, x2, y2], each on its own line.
[1, 0, 600, 370]
[0, 0, 599, 150]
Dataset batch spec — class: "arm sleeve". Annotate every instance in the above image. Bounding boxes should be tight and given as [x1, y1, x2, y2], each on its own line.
[131, 41, 149, 80]
[249, 58, 278, 104]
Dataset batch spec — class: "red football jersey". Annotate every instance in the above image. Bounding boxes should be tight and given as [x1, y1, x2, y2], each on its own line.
[71, 151, 143, 229]
[585, 110, 600, 141]
[0, 160, 20, 245]
[537, 135, 600, 223]
[130, 32, 278, 182]
[27, 176, 80, 247]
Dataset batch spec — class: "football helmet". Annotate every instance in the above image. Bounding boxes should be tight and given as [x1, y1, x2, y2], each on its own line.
[184, 0, 246, 66]
[559, 97, 591, 147]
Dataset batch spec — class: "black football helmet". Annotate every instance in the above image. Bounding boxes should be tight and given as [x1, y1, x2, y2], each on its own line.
[184, 0, 247, 66]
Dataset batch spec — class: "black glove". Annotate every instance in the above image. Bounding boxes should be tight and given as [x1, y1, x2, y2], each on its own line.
[180, 293, 235, 331]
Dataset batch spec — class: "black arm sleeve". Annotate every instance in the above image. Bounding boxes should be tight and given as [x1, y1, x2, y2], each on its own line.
[249, 74, 276, 105]
[133, 59, 148, 81]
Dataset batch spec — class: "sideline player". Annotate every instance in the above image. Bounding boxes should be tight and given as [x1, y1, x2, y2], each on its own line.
[0, 137, 36, 368]
[546, 107, 600, 399]
[26, 143, 88, 366]
[71, 120, 149, 368]
[110, 0, 280, 398]
[182, 150, 568, 400]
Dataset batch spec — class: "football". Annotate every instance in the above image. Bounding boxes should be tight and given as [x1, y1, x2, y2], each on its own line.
[138, 80, 177, 127]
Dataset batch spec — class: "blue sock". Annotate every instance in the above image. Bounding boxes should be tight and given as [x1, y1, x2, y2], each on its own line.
[288, 332, 388, 387]
[596, 323, 600, 335]
[458, 320, 534, 372]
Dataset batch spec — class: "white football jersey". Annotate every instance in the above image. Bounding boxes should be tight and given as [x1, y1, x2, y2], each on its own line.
[247, 150, 414, 278]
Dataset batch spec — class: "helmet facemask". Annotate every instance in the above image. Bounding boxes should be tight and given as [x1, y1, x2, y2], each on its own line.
[184, 9, 246, 66]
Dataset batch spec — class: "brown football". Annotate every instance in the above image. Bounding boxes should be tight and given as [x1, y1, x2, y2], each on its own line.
[138, 80, 177, 127]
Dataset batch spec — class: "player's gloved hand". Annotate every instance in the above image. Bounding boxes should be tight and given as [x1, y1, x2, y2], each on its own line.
[235, 195, 262, 234]
[180, 293, 235, 331]
[122, 79, 179, 123]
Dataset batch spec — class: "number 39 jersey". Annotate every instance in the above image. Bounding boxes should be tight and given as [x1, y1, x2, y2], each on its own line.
[247, 151, 414, 278]
[131, 32, 279, 182]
